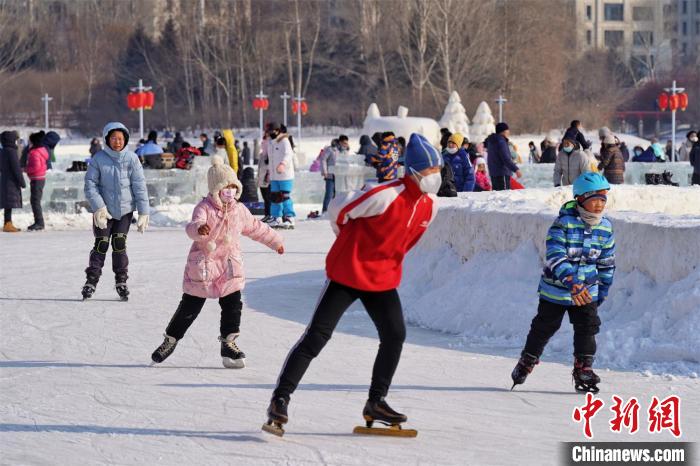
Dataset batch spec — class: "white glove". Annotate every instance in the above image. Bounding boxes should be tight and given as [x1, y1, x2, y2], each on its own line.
[93, 207, 112, 229]
[137, 214, 149, 233]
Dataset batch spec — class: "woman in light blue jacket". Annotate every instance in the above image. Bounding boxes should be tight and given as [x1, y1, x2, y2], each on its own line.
[82, 122, 149, 301]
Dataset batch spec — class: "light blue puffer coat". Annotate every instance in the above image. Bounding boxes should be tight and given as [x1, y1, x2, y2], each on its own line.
[84, 122, 149, 218]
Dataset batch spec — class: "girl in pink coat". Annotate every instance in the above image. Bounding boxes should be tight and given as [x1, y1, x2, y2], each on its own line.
[151, 156, 284, 368]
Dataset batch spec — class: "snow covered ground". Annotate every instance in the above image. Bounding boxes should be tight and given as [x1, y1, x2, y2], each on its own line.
[0, 219, 698, 465]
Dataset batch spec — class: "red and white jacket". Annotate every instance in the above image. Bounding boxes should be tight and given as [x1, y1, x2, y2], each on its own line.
[326, 177, 438, 291]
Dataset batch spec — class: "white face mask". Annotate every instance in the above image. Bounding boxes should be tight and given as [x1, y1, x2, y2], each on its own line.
[446, 147, 458, 155]
[691, 136, 699, 143]
[411, 169, 442, 194]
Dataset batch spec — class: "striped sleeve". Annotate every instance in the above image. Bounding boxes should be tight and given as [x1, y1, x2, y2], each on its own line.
[545, 219, 575, 287]
[596, 227, 616, 299]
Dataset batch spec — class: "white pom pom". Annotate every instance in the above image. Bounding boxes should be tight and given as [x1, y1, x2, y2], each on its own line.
[223, 234, 231, 245]
[206, 241, 217, 252]
[211, 155, 224, 166]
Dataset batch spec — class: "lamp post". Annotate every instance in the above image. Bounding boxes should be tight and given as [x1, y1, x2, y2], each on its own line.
[495, 94, 507, 123]
[41, 93, 53, 131]
[281, 91, 291, 127]
[294, 94, 305, 149]
[662, 81, 685, 162]
[254, 89, 268, 142]
[128, 79, 153, 140]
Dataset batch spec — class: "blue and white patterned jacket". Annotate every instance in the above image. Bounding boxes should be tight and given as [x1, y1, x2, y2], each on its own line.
[538, 200, 616, 305]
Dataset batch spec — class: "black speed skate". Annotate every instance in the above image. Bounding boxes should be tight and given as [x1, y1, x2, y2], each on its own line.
[573, 355, 600, 394]
[115, 282, 129, 301]
[510, 352, 539, 390]
[262, 397, 289, 437]
[353, 398, 417, 437]
[81, 277, 98, 300]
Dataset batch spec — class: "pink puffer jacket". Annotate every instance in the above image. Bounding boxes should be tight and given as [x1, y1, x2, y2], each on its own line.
[183, 194, 283, 299]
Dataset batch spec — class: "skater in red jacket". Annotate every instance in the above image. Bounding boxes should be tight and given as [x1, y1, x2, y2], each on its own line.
[263, 133, 442, 437]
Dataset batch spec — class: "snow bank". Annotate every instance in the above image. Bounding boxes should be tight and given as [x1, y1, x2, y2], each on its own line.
[400, 186, 700, 374]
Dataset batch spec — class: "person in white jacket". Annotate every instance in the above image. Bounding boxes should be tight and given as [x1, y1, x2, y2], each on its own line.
[267, 124, 296, 229]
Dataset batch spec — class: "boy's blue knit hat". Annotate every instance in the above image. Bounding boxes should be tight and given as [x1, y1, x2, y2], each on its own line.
[404, 133, 442, 173]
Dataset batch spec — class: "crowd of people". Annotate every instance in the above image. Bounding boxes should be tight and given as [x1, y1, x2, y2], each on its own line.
[2, 119, 699, 234]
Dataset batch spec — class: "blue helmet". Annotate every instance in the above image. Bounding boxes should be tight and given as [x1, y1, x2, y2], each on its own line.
[573, 172, 610, 197]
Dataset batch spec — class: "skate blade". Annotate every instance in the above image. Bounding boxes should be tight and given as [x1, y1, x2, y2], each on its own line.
[262, 421, 285, 437]
[353, 425, 417, 438]
[575, 384, 600, 394]
[222, 357, 245, 369]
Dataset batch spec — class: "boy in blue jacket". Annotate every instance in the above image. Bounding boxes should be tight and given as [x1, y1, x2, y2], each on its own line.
[82, 122, 149, 301]
[511, 172, 615, 393]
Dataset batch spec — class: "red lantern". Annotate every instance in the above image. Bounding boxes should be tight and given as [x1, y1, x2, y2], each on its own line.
[669, 94, 679, 111]
[292, 101, 299, 114]
[301, 101, 308, 115]
[143, 91, 155, 110]
[126, 92, 135, 111]
[658, 92, 669, 111]
[678, 92, 688, 111]
[262, 98, 269, 111]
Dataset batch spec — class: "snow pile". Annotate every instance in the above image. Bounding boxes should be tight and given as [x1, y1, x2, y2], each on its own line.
[469, 101, 496, 143]
[400, 186, 700, 374]
[361, 103, 441, 146]
[438, 91, 470, 139]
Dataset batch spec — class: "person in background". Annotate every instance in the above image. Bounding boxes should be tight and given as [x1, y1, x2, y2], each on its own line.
[370, 132, 400, 183]
[214, 137, 228, 159]
[664, 140, 674, 162]
[540, 137, 558, 163]
[168, 132, 185, 154]
[690, 133, 700, 185]
[442, 132, 475, 192]
[598, 135, 625, 185]
[439, 128, 452, 151]
[473, 157, 492, 191]
[136, 130, 164, 168]
[267, 123, 296, 229]
[90, 138, 103, 157]
[257, 129, 272, 223]
[242, 141, 251, 166]
[553, 137, 590, 187]
[619, 140, 630, 162]
[679, 131, 697, 163]
[631, 145, 653, 162]
[25, 131, 50, 231]
[650, 139, 666, 162]
[1, 131, 26, 232]
[319, 138, 339, 214]
[358, 134, 377, 166]
[461, 137, 477, 162]
[42, 131, 61, 170]
[528, 141, 540, 163]
[485, 122, 522, 191]
[199, 133, 214, 156]
[562, 120, 591, 151]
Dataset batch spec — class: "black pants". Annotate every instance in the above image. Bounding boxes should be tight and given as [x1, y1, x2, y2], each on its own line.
[260, 186, 271, 216]
[30, 180, 45, 227]
[692, 173, 700, 186]
[85, 212, 133, 282]
[522, 299, 601, 358]
[491, 175, 511, 191]
[273, 280, 406, 402]
[165, 292, 242, 339]
[4, 208, 11, 223]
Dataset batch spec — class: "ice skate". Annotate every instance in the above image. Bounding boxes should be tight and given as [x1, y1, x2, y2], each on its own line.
[510, 352, 539, 390]
[282, 216, 295, 229]
[268, 217, 284, 229]
[219, 333, 245, 369]
[572, 355, 600, 393]
[115, 282, 129, 301]
[151, 334, 178, 364]
[262, 397, 289, 437]
[353, 398, 417, 437]
[81, 277, 98, 300]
